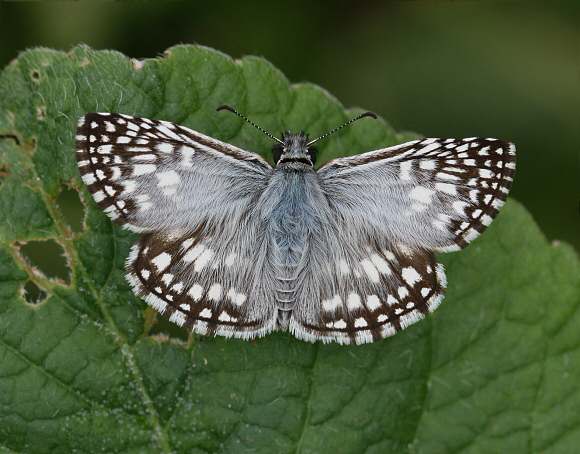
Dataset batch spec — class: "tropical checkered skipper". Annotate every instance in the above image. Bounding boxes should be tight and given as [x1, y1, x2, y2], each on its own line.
[76, 106, 515, 345]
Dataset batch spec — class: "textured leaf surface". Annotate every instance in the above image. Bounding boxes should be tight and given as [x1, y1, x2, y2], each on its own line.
[0, 45, 578, 453]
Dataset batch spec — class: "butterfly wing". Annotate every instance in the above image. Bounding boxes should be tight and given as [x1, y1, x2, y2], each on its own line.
[289, 138, 515, 344]
[77, 113, 278, 338]
[317, 138, 515, 252]
[125, 219, 278, 339]
[76, 113, 273, 233]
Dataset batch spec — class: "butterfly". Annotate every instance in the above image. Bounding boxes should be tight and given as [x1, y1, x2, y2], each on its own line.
[76, 106, 515, 345]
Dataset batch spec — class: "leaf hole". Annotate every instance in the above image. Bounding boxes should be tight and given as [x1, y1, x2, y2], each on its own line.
[17, 239, 71, 285]
[56, 185, 85, 235]
[30, 69, 41, 83]
[148, 313, 189, 342]
[22, 280, 48, 305]
[37, 106, 47, 121]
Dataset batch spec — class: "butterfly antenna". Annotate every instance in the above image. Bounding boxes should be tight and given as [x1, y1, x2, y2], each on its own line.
[217, 105, 283, 144]
[307, 111, 377, 145]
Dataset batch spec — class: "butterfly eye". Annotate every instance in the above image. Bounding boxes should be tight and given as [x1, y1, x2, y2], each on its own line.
[272, 144, 284, 164]
[307, 146, 318, 165]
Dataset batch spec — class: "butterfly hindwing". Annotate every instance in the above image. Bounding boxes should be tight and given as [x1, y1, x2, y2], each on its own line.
[126, 219, 278, 339]
[288, 215, 447, 345]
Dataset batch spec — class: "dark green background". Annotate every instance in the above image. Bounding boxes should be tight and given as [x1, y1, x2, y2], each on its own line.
[0, 1, 578, 251]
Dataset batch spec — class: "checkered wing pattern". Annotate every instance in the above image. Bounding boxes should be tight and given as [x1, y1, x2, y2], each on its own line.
[77, 111, 515, 345]
[317, 138, 515, 252]
[76, 113, 272, 233]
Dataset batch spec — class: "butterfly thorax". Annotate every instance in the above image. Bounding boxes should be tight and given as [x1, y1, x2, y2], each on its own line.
[272, 131, 318, 168]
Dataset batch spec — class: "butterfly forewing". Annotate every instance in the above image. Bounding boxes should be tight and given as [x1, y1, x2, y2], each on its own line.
[76, 113, 272, 233]
[317, 138, 515, 253]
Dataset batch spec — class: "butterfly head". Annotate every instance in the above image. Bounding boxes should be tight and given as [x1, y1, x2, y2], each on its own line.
[216, 105, 377, 169]
[272, 131, 318, 167]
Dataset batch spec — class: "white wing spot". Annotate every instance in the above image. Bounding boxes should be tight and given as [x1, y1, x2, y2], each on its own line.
[152, 252, 171, 272]
[334, 319, 347, 329]
[194, 248, 214, 272]
[402, 267, 422, 286]
[354, 318, 368, 328]
[435, 182, 457, 195]
[188, 284, 203, 301]
[183, 244, 205, 262]
[360, 259, 379, 283]
[208, 283, 222, 301]
[180, 146, 195, 167]
[366, 295, 381, 311]
[161, 273, 174, 285]
[227, 288, 247, 306]
[218, 311, 232, 322]
[156, 142, 174, 153]
[181, 238, 195, 250]
[110, 167, 122, 180]
[140, 269, 150, 280]
[384, 250, 396, 261]
[370, 254, 391, 275]
[479, 169, 494, 179]
[199, 308, 212, 319]
[453, 201, 468, 216]
[399, 160, 413, 180]
[437, 172, 460, 181]
[419, 160, 436, 170]
[133, 164, 156, 176]
[347, 293, 362, 310]
[409, 186, 435, 204]
[169, 311, 186, 327]
[225, 252, 237, 267]
[339, 259, 350, 275]
[156, 170, 180, 187]
[322, 294, 342, 312]
[93, 190, 105, 202]
[179, 303, 190, 311]
[398, 287, 409, 299]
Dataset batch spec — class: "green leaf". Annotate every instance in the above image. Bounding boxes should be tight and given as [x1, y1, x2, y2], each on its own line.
[1, 44, 578, 453]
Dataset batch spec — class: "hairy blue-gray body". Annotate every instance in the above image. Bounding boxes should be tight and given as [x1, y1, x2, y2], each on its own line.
[262, 164, 325, 328]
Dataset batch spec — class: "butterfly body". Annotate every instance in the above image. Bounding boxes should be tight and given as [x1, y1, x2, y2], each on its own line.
[76, 112, 515, 345]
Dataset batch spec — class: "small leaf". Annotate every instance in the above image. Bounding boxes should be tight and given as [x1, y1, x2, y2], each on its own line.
[0, 44, 578, 453]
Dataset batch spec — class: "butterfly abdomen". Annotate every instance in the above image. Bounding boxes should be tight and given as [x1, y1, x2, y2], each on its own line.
[263, 169, 329, 327]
